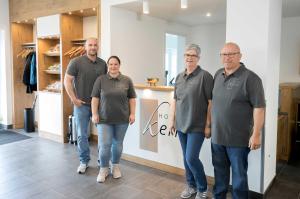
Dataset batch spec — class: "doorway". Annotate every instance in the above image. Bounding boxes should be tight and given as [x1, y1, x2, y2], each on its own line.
[165, 33, 186, 86]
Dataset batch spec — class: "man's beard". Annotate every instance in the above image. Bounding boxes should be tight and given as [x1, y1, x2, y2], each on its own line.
[87, 51, 97, 56]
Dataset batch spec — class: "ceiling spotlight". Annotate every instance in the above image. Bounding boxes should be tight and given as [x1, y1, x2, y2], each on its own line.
[80, 9, 83, 13]
[33, 18, 36, 21]
[25, 19, 28, 22]
[181, 0, 188, 9]
[68, 11, 72, 15]
[17, 21, 20, 23]
[206, 12, 211, 17]
[92, 7, 96, 11]
[143, 0, 149, 14]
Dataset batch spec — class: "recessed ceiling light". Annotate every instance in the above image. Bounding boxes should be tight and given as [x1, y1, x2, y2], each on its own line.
[80, 10, 83, 13]
[93, 7, 96, 11]
[206, 12, 211, 17]
[17, 21, 20, 23]
[68, 12, 72, 15]
[181, 0, 188, 9]
[25, 20, 28, 22]
[143, 0, 150, 14]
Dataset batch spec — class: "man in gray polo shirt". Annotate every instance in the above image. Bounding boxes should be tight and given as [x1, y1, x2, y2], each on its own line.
[211, 42, 265, 199]
[64, 38, 107, 174]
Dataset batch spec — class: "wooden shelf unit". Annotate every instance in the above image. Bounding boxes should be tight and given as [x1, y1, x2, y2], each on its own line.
[278, 83, 300, 161]
[37, 37, 61, 92]
[11, 22, 36, 129]
[11, 6, 100, 143]
[36, 9, 99, 143]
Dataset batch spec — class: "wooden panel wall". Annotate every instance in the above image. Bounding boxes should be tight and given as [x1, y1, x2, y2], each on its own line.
[60, 14, 83, 142]
[10, 0, 99, 22]
[11, 23, 36, 128]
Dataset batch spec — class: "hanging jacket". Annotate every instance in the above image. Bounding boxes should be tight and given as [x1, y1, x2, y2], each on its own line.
[29, 53, 37, 85]
[22, 52, 37, 93]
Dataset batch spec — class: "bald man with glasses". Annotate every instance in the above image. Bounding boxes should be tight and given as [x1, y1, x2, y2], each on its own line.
[211, 42, 265, 199]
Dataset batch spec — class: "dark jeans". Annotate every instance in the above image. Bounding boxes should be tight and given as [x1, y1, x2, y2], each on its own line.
[178, 131, 207, 192]
[211, 143, 250, 199]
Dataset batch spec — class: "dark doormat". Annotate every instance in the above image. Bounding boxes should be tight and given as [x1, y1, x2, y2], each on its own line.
[0, 130, 31, 145]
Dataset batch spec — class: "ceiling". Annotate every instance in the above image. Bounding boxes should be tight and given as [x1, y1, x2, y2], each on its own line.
[114, 0, 300, 27]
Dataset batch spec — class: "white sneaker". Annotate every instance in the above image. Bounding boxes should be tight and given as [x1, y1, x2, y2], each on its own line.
[180, 186, 197, 198]
[112, 164, 122, 179]
[77, 163, 88, 174]
[195, 191, 208, 199]
[97, 167, 109, 183]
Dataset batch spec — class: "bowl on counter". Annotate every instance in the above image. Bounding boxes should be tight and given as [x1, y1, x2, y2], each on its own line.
[147, 77, 159, 86]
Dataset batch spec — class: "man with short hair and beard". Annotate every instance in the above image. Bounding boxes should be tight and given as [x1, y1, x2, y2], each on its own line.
[211, 42, 265, 199]
[64, 38, 107, 174]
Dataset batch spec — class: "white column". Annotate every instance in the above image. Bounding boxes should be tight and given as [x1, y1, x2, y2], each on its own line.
[0, 0, 13, 127]
[226, 0, 282, 193]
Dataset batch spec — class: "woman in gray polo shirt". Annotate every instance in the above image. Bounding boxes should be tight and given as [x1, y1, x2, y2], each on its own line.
[169, 44, 213, 199]
[91, 56, 136, 183]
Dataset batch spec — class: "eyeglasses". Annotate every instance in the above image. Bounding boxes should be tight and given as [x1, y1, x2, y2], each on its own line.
[220, 52, 240, 57]
[184, 53, 199, 58]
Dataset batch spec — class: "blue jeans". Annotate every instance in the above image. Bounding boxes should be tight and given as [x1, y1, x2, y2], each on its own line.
[178, 131, 207, 192]
[211, 143, 250, 199]
[97, 123, 129, 167]
[74, 105, 91, 164]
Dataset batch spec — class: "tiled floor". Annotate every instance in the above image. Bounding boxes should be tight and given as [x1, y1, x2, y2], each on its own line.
[266, 159, 300, 199]
[0, 130, 299, 199]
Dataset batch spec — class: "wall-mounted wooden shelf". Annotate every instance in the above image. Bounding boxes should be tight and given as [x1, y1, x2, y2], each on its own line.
[38, 35, 60, 40]
[44, 88, 61, 93]
[44, 52, 60, 56]
[44, 70, 60, 75]
[37, 38, 61, 92]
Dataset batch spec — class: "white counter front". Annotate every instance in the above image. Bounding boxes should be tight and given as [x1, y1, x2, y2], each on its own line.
[122, 86, 214, 177]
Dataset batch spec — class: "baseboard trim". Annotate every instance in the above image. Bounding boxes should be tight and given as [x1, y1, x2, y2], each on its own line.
[39, 131, 64, 143]
[0, 124, 13, 129]
[259, 176, 276, 199]
[121, 153, 214, 185]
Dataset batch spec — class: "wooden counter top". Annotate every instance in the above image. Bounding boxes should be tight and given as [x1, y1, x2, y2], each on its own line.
[134, 84, 174, 91]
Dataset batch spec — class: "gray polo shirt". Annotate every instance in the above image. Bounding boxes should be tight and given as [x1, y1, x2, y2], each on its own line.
[174, 66, 213, 133]
[212, 63, 265, 147]
[91, 73, 136, 124]
[66, 55, 107, 104]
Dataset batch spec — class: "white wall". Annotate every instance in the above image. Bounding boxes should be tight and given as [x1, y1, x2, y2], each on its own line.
[110, 7, 189, 85]
[0, 0, 13, 126]
[109, 7, 225, 85]
[83, 16, 98, 38]
[280, 16, 300, 82]
[188, 23, 226, 76]
[0, 30, 4, 122]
